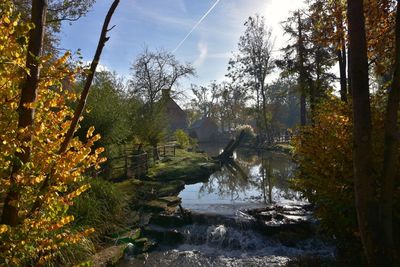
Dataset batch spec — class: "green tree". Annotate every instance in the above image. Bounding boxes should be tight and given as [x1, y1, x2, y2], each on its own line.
[14, 0, 96, 54]
[129, 48, 194, 159]
[232, 15, 274, 135]
[76, 71, 133, 155]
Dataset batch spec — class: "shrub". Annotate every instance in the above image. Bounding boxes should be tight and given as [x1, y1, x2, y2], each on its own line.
[235, 124, 255, 141]
[292, 96, 400, 261]
[174, 129, 190, 149]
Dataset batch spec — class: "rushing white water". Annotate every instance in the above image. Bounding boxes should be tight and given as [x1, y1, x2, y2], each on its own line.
[119, 221, 334, 267]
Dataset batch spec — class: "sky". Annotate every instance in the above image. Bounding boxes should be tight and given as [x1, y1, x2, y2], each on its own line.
[60, 0, 307, 91]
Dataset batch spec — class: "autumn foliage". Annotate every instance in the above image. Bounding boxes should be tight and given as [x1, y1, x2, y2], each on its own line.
[0, 3, 104, 265]
[292, 95, 400, 261]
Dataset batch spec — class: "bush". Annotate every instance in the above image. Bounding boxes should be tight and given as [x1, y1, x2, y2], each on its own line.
[292, 96, 400, 262]
[235, 124, 255, 141]
[174, 129, 190, 149]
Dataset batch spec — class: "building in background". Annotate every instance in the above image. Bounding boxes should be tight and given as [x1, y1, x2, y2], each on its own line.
[189, 117, 219, 143]
[160, 89, 188, 132]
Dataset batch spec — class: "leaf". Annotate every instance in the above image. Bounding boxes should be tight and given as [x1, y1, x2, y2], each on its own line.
[0, 224, 9, 234]
[86, 126, 95, 138]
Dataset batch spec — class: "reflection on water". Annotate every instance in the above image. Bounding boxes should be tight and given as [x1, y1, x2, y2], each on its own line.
[118, 146, 334, 267]
[180, 147, 305, 214]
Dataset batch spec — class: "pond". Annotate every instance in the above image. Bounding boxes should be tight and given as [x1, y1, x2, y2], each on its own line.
[118, 145, 334, 267]
[180, 146, 306, 215]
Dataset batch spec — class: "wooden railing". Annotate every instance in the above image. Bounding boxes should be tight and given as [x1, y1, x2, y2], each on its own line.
[261, 131, 293, 147]
[157, 144, 176, 158]
[104, 144, 177, 180]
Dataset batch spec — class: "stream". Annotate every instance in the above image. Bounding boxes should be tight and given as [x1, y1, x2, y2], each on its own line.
[118, 145, 335, 267]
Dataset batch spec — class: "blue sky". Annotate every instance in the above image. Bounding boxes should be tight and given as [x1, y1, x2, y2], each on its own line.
[60, 0, 306, 90]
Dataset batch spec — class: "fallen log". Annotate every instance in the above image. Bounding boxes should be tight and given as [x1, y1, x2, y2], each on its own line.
[216, 130, 245, 161]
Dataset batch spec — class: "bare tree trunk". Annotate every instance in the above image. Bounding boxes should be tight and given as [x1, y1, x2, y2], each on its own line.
[308, 77, 316, 124]
[1, 0, 48, 226]
[380, 0, 400, 264]
[338, 42, 348, 102]
[336, 6, 348, 103]
[260, 83, 269, 134]
[347, 46, 352, 96]
[28, 0, 120, 216]
[347, 0, 381, 265]
[59, 0, 120, 153]
[297, 11, 307, 126]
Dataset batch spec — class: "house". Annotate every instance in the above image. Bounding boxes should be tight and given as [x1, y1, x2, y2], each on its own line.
[160, 89, 188, 132]
[189, 117, 219, 143]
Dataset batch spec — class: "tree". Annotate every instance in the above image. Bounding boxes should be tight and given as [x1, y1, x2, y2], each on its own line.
[233, 15, 274, 135]
[129, 48, 194, 107]
[347, 0, 398, 264]
[76, 71, 133, 154]
[13, 0, 96, 54]
[0, 0, 120, 264]
[2, 0, 48, 227]
[129, 48, 194, 158]
[280, 8, 336, 125]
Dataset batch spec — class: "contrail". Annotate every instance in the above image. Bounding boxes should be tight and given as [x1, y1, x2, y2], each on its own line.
[172, 0, 221, 53]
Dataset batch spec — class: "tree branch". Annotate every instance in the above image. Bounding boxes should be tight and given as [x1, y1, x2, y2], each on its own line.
[28, 0, 120, 216]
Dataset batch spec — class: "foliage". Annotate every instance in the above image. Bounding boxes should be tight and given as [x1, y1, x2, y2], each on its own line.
[14, 0, 96, 54]
[0, 4, 104, 265]
[231, 15, 274, 132]
[174, 129, 189, 149]
[235, 125, 255, 140]
[133, 103, 167, 148]
[76, 70, 134, 158]
[292, 96, 400, 259]
[292, 98, 355, 242]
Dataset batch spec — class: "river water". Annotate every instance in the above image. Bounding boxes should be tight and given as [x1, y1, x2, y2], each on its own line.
[118, 146, 334, 267]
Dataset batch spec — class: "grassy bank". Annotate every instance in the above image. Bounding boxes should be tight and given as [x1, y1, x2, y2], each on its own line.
[59, 148, 218, 266]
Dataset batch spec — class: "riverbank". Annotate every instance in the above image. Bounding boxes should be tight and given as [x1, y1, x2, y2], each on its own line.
[90, 148, 220, 266]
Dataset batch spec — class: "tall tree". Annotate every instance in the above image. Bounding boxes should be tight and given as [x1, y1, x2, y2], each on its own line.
[13, 0, 96, 54]
[2, 0, 48, 226]
[347, 0, 399, 264]
[280, 9, 335, 125]
[129, 48, 194, 158]
[234, 15, 274, 135]
[129, 48, 194, 108]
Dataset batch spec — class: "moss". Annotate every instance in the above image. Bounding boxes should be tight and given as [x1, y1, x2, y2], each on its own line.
[147, 149, 219, 183]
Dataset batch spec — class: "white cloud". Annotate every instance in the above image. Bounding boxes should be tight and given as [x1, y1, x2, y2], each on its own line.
[82, 60, 110, 72]
[193, 41, 208, 67]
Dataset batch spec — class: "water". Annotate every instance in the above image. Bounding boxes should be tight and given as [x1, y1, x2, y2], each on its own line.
[180, 147, 306, 215]
[118, 146, 334, 267]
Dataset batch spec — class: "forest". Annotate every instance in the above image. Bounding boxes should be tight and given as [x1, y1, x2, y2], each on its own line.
[0, 0, 399, 266]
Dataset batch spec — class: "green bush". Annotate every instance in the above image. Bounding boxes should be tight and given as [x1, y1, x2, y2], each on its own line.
[174, 129, 190, 149]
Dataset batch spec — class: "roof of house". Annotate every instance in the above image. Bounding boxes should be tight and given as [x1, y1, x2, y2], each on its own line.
[190, 117, 218, 130]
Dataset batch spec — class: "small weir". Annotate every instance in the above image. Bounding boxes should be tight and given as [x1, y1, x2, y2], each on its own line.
[118, 148, 335, 267]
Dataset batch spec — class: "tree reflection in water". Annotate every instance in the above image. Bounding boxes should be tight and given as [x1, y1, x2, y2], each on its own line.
[198, 149, 299, 204]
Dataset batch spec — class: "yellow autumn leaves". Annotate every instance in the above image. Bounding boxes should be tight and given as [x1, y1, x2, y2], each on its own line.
[0, 2, 105, 265]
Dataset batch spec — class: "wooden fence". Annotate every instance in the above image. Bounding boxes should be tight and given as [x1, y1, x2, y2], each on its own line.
[157, 144, 176, 158]
[104, 144, 177, 180]
[261, 131, 293, 147]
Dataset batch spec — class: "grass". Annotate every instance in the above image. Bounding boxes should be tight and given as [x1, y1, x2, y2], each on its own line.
[57, 148, 214, 266]
[147, 149, 216, 181]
